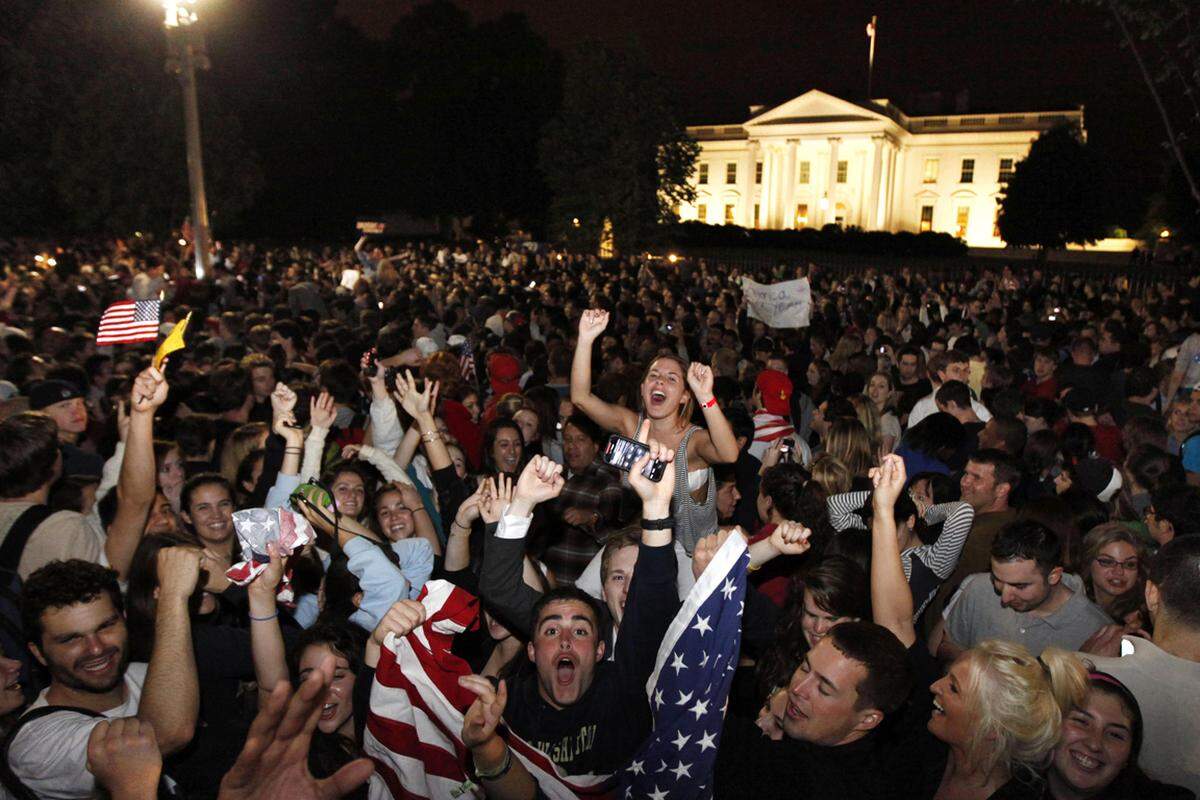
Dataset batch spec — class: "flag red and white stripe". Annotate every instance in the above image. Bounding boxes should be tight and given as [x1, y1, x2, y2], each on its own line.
[96, 300, 160, 346]
[364, 580, 616, 799]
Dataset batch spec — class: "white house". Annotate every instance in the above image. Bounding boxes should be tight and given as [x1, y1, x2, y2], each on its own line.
[680, 89, 1085, 248]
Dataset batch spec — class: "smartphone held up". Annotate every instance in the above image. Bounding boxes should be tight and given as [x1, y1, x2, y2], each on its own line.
[603, 434, 667, 482]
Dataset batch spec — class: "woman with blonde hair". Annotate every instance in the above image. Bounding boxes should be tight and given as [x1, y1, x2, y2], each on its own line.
[848, 394, 886, 458]
[864, 371, 902, 453]
[823, 418, 876, 481]
[572, 308, 739, 553]
[809, 453, 852, 496]
[868, 454, 1089, 800]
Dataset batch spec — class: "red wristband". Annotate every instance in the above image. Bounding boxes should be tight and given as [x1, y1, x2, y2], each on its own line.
[702, 397, 718, 409]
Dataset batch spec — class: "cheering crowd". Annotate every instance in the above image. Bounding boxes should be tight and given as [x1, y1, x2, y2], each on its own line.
[0, 233, 1197, 799]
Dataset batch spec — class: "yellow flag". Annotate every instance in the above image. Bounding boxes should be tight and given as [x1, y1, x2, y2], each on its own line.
[153, 312, 191, 370]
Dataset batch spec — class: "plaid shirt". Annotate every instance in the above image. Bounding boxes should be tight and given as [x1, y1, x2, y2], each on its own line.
[543, 460, 631, 585]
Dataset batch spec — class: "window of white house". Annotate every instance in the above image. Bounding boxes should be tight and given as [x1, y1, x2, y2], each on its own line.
[960, 159, 975, 183]
[697, 204, 707, 222]
[726, 163, 737, 184]
[753, 204, 760, 228]
[956, 206, 970, 238]
[724, 204, 736, 224]
[698, 163, 709, 185]
[836, 160, 848, 183]
[998, 158, 1015, 183]
[799, 161, 811, 184]
[922, 159, 939, 184]
[795, 204, 809, 227]
[755, 162, 763, 184]
[920, 204, 934, 232]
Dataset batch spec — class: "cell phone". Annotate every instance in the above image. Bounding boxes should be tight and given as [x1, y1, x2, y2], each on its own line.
[363, 349, 378, 376]
[603, 434, 667, 482]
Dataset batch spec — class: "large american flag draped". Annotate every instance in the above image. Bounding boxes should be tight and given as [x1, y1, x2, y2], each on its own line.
[96, 299, 160, 346]
[618, 533, 749, 800]
[364, 580, 616, 799]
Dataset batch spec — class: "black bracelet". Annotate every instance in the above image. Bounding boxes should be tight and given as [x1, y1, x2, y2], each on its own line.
[641, 516, 675, 530]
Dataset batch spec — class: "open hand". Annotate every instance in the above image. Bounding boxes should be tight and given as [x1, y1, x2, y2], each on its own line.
[309, 392, 336, 431]
[218, 656, 373, 800]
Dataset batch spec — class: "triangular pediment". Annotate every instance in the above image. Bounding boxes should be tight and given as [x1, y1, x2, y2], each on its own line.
[746, 89, 890, 126]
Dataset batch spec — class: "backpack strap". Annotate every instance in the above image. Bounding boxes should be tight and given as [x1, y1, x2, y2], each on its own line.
[0, 505, 54, 574]
[0, 705, 102, 800]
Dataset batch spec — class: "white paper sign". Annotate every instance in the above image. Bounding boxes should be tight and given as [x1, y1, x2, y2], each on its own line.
[339, 269, 361, 290]
[740, 277, 811, 328]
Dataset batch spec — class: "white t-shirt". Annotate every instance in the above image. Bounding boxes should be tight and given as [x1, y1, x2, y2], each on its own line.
[6, 663, 148, 800]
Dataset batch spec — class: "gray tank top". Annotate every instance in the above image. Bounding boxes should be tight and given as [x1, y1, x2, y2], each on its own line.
[635, 414, 719, 555]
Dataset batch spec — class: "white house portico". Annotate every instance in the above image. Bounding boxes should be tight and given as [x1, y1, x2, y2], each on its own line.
[681, 90, 1084, 248]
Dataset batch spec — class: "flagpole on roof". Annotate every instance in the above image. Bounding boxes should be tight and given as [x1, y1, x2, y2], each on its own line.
[866, 15, 878, 100]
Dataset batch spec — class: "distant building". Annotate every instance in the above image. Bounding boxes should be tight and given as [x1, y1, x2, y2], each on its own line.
[680, 89, 1084, 248]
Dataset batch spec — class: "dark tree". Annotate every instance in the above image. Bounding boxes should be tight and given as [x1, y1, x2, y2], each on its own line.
[538, 40, 699, 254]
[997, 125, 1115, 254]
[0, 0, 262, 236]
[383, 2, 562, 232]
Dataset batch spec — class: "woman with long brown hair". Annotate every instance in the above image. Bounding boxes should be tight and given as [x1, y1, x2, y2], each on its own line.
[572, 308, 739, 553]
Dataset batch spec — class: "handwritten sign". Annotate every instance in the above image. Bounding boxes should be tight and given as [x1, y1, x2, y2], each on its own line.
[740, 277, 811, 328]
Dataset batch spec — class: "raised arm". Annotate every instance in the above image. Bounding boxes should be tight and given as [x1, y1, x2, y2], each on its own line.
[686, 363, 739, 465]
[395, 371, 452, 473]
[868, 455, 916, 649]
[459, 676, 537, 800]
[570, 309, 638, 435]
[140, 547, 200, 754]
[826, 490, 872, 532]
[106, 368, 168, 580]
[248, 544, 289, 705]
[300, 392, 336, 483]
[916, 501, 975, 579]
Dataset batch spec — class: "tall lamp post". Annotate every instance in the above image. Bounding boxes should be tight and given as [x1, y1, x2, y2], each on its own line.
[163, 1, 212, 280]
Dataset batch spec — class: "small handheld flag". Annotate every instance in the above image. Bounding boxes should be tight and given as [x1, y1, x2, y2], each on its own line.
[96, 300, 160, 346]
[153, 312, 192, 370]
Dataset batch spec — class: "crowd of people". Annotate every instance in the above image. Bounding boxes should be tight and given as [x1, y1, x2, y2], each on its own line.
[0, 232, 1197, 799]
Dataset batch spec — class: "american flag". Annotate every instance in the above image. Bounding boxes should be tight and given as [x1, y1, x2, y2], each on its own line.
[618, 533, 748, 800]
[96, 300, 160, 346]
[364, 580, 616, 799]
[458, 336, 477, 386]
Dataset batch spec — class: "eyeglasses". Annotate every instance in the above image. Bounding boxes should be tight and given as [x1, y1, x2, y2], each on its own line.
[1094, 556, 1139, 572]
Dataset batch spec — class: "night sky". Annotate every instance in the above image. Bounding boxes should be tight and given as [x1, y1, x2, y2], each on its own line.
[339, 0, 1165, 226]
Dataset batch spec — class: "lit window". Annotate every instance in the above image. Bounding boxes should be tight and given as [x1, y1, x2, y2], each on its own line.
[998, 158, 1015, 183]
[697, 204, 707, 222]
[671, 203, 680, 219]
[922, 158, 939, 184]
[795, 204, 809, 227]
[956, 206, 970, 238]
[724, 204, 736, 224]
[836, 161, 848, 183]
[755, 162, 763, 184]
[834, 202, 847, 226]
[960, 159, 975, 184]
[993, 206, 1001, 238]
[919, 205, 934, 232]
[753, 204, 760, 228]
[726, 163, 737, 184]
[799, 161, 810, 184]
[698, 163, 709, 185]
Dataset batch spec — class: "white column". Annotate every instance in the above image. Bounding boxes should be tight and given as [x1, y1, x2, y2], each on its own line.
[886, 142, 903, 230]
[823, 137, 841, 227]
[868, 136, 884, 229]
[741, 142, 757, 226]
[759, 145, 775, 228]
[782, 139, 798, 228]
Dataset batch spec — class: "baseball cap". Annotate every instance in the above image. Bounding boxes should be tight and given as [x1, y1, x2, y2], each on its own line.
[755, 369, 793, 416]
[29, 379, 84, 411]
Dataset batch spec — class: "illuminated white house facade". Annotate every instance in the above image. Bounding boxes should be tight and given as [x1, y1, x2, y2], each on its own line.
[680, 90, 1085, 248]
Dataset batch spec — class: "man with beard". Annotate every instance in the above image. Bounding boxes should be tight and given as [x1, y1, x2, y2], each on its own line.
[6, 555, 199, 797]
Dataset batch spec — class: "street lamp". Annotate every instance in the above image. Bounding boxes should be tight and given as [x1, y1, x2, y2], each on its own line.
[163, 0, 212, 280]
